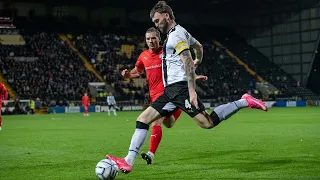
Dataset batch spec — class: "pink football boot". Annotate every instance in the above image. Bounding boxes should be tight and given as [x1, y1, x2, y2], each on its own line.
[241, 94, 268, 111]
[106, 154, 132, 174]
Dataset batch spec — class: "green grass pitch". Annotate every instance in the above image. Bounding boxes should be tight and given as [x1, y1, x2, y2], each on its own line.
[1, 107, 320, 180]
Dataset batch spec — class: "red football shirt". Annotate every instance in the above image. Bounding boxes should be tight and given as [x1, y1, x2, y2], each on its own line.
[135, 47, 164, 102]
[82, 95, 89, 106]
[0, 83, 8, 102]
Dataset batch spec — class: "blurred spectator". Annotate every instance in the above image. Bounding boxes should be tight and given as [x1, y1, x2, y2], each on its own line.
[0, 32, 97, 101]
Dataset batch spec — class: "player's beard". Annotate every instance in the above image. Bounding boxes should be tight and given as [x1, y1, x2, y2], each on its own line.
[162, 20, 169, 34]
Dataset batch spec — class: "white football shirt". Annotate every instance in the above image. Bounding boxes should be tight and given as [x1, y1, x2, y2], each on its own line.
[107, 95, 116, 105]
[161, 24, 196, 87]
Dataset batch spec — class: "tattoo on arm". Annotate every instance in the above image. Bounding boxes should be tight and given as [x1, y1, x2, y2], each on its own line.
[180, 50, 196, 91]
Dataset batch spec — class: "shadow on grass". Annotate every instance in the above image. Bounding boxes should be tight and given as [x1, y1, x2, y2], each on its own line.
[156, 149, 262, 164]
[144, 149, 320, 177]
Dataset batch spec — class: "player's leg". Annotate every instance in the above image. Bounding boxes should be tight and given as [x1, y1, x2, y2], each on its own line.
[106, 94, 174, 173]
[124, 106, 164, 163]
[107, 105, 111, 116]
[125, 96, 176, 167]
[85, 106, 89, 116]
[82, 105, 86, 116]
[107, 106, 161, 173]
[112, 105, 117, 116]
[141, 117, 165, 164]
[141, 109, 182, 164]
[191, 94, 268, 129]
[171, 82, 267, 128]
[162, 109, 182, 128]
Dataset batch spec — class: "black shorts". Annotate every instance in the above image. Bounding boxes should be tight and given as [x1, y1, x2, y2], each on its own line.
[108, 105, 115, 109]
[151, 81, 205, 118]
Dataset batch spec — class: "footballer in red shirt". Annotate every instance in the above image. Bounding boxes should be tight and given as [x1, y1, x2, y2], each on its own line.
[82, 92, 90, 116]
[0, 83, 8, 130]
[121, 27, 208, 164]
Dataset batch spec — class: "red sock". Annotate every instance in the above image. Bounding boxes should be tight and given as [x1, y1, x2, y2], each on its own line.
[0, 116, 2, 127]
[149, 125, 162, 154]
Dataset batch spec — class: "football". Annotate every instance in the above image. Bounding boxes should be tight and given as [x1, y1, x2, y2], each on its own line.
[95, 159, 119, 180]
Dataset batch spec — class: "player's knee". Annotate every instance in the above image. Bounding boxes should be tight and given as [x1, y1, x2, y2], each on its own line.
[195, 113, 214, 129]
[137, 116, 147, 124]
[164, 123, 174, 128]
[163, 116, 175, 128]
[163, 121, 174, 128]
[137, 113, 152, 125]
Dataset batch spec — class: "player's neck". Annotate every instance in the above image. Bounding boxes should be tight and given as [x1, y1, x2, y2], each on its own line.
[167, 21, 177, 34]
[149, 46, 160, 53]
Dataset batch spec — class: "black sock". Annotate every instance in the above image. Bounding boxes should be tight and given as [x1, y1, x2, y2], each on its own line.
[209, 111, 221, 127]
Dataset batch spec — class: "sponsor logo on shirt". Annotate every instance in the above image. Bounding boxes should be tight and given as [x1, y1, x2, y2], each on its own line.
[145, 64, 162, 70]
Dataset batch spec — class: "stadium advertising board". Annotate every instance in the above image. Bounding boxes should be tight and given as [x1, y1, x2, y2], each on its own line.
[65, 106, 80, 113]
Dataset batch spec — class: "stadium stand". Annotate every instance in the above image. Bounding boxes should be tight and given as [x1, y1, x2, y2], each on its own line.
[196, 43, 261, 102]
[70, 32, 262, 103]
[216, 34, 320, 100]
[1, 27, 318, 107]
[0, 31, 98, 103]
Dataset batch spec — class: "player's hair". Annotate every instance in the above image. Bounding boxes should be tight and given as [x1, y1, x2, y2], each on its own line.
[146, 27, 161, 40]
[150, 1, 175, 20]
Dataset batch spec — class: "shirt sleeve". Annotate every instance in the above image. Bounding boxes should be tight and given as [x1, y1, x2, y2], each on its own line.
[173, 31, 196, 54]
[135, 54, 145, 71]
[189, 34, 196, 46]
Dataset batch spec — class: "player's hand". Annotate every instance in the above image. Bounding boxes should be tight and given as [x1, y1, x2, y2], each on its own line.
[3, 100, 8, 106]
[121, 69, 130, 78]
[189, 90, 199, 109]
[196, 75, 208, 81]
[193, 59, 201, 67]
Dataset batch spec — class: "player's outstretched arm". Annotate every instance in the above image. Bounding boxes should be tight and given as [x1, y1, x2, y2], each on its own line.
[191, 40, 203, 67]
[121, 68, 143, 79]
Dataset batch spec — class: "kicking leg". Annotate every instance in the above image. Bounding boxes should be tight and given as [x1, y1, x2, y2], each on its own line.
[193, 94, 268, 129]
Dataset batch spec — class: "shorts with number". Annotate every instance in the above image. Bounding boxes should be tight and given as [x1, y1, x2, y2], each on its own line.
[151, 81, 205, 118]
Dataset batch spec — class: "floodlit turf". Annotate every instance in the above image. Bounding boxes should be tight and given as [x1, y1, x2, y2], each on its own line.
[1, 107, 320, 180]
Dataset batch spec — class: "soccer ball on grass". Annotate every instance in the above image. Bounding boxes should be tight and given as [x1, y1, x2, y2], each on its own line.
[95, 159, 119, 180]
